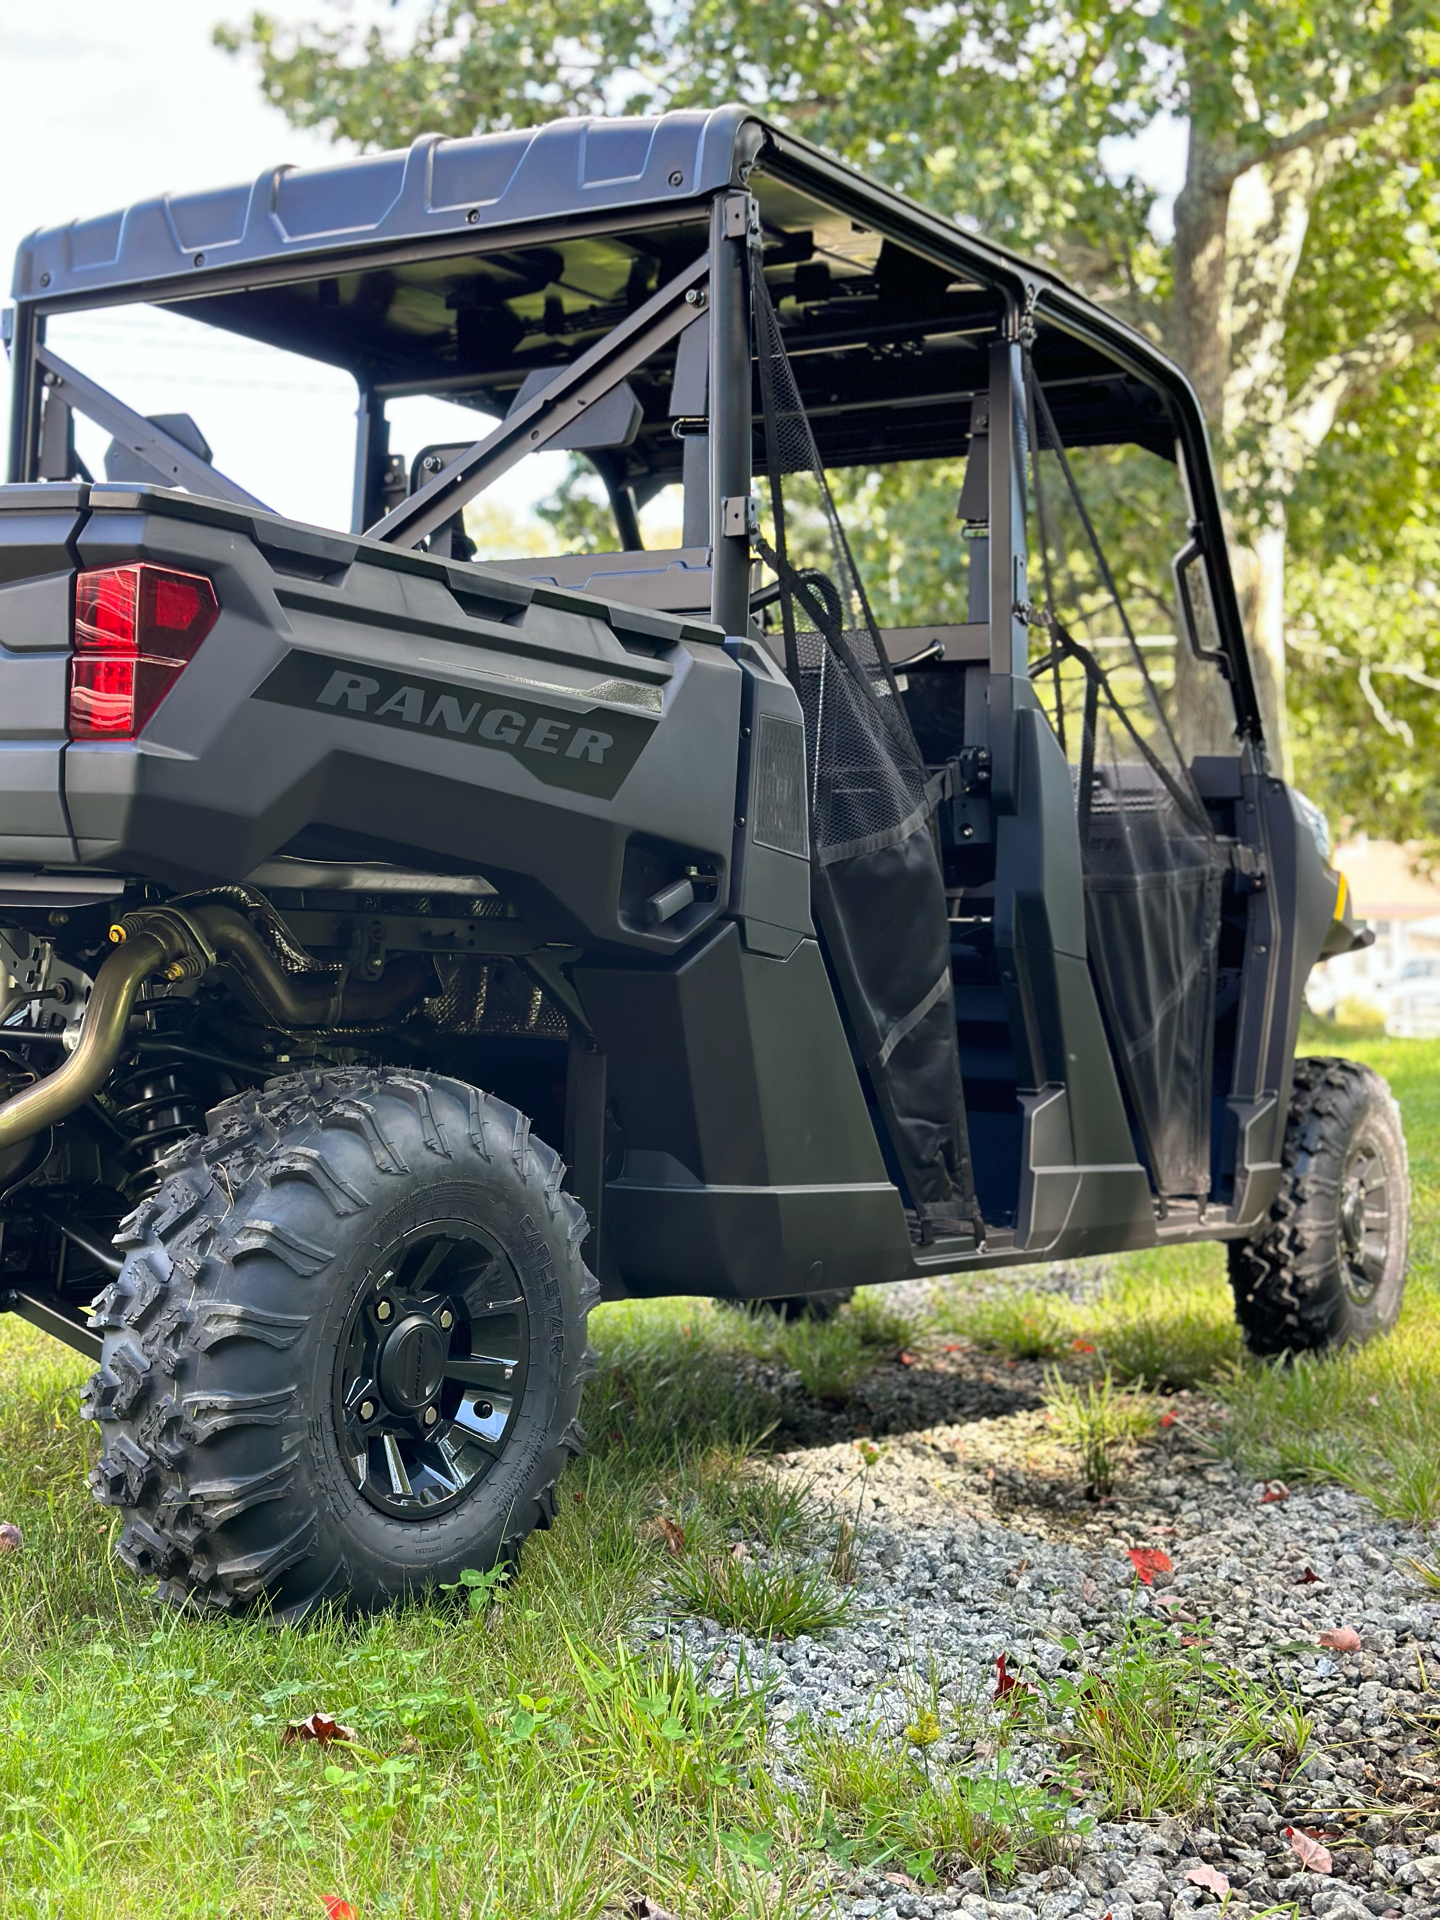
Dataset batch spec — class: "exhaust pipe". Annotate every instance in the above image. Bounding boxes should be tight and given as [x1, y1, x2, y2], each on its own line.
[0, 930, 172, 1152]
[0, 899, 439, 1155]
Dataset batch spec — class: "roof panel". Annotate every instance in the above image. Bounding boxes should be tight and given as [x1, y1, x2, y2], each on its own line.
[12, 105, 758, 303]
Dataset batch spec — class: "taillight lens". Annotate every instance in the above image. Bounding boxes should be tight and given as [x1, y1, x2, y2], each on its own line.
[70, 563, 219, 740]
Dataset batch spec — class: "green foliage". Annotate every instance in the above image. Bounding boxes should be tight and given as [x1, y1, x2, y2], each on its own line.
[799, 1720, 1081, 1884]
[1049, 1619, 1281, 1818]
[1042, 1367, 1161, 1496]
[664, 1549, 855, 1638]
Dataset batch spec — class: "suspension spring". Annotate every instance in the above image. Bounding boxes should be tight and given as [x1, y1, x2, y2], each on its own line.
[109, 1057, 207, 1199]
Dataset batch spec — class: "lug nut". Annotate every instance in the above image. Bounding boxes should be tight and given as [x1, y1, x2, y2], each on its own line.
[375, 1299, 393, 1322]
[424, 1406, 439, 1426]
[359, 1399, 376, 1421]
[438, 1309, 453, 1330]
[477, 1401, 494, 1420]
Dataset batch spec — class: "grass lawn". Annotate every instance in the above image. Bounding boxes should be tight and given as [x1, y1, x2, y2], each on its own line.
[0, 1028, 1433, 1916]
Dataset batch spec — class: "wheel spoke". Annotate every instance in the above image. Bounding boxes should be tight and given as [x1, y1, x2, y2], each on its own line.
[444, 1353, 520, 1392]
[382, 1433, 414, 1498]
[410, 1238, 452, 1294]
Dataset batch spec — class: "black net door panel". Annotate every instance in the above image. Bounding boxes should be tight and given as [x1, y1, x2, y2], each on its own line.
[1025, 370, 1225, 1202]
[752, 274, 980, 1240]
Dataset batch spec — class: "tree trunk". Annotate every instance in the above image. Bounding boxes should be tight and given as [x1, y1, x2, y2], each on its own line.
[1232, 520, 1290, 775]
[1170, 123, 1234, 427]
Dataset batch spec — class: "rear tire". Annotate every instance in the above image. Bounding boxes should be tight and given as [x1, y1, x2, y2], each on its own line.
[1228, 1056, 1409, 1358]
[83, 1067, 595, 1616]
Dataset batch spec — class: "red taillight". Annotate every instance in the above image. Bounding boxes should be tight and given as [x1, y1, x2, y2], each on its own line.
[70, 563, 219, 741]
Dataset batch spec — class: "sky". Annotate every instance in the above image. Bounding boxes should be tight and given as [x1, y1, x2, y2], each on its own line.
[0, 1, 571, 535]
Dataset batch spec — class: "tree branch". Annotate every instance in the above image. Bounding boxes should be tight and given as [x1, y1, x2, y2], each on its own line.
[1216, 69, 1440, 188]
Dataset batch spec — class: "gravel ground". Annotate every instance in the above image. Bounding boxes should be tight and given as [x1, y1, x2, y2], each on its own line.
[657, 1280, 1440, 1919]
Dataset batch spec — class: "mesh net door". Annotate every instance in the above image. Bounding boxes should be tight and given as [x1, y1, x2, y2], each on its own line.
[1025, 369, 1224, 1201]
[752, 276, 979, 1240]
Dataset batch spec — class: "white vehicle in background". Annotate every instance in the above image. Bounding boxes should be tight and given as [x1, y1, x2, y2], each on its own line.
[1386, 959, 1440, 1038]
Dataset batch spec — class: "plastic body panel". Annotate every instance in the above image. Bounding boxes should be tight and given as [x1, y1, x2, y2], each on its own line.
[991, 690, 1155, 1255]
[0, 489, 82, 860]
[576, 922, 912, 1297]
[46, 487, 740, 951]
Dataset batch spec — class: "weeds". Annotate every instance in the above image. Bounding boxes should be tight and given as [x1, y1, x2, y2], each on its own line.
[1043, 1366, 1159, 1495]
[937, 1288, 1081, 1360]
[665, 1549, 855, 1638]
[800, 1721, 1080, 1884]
[1050, 1619, 1297, 1817]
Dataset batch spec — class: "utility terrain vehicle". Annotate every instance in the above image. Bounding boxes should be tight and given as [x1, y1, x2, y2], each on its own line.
[0, 106, 1403, 1615]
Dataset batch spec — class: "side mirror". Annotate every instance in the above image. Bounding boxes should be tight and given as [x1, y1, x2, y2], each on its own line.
[1172, 534, 1228, 672]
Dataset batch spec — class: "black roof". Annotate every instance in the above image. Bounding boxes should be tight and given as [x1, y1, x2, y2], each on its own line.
[13, 108, 758, 304]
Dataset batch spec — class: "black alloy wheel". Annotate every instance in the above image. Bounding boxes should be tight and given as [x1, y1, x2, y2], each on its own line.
[334, 1226, 529, 1517]
[84, 1067, 595, 1616]
[1229, 1056, 1409, 1357]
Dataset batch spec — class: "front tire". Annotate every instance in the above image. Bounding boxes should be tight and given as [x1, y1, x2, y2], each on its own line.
[83, 1068, 594, 1616]
[1229, 1056, 1409, 1358]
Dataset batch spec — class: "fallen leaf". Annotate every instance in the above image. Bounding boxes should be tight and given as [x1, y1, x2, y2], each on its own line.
[898, 1350, 918, 1367]
[283, 1712, 357, 1747]
[321, 1899, 357, 1920]
[628, 1900, 681, 1920]
[1319, 1625, 1362, 1652]
[1159, 1410, 1178, 1429]
[1366, 1394, 1381, 1408]
[1080, 1576, 1099, 1603]
[883, 1871, 919, 1889]
[1127, 1547, 1173, 1586]
[729, 1541, 748, 1561]
[993, 1653, 1031, 1703]
[1286, 1826, 1333, 1874]
[659, 1517, 686, 1558]
[0, 1522, 22, 1553]
[571, 1489, 584, 1504]
[1260, 1482, 1290, 1504]
[1071, 1339, 1096, 1353]
[1185, 1865, 1230, 1896]
[1296, 1566, 1322, 1584]
[944, 1342, 960, 1353]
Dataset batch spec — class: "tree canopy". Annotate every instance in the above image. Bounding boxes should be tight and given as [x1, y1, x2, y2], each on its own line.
[220, 0, 1440, 839]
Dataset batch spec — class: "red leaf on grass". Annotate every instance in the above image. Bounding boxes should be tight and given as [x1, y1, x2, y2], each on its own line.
[1286, 1826, 1333, 1874]
[993, 1653, 1032, 1703]
[1071, 1339, 1096, 1354]
[659, 1517, 686, 1558]
[1260, 1482, 1290, 1504]
[283, 1712, 357, 1747]
[1319, 1625, 1362, 1652]
[321, 1899, 357, 1920]
[0, 1522, 22, 1553]
[1127, 1547, 1172, 1586]
[1159, 1410, 1178, 1428]
[1185, 1865, 1230, 1895]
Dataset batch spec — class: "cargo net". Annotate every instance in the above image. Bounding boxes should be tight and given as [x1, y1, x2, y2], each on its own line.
[752, 273, 980, 1241]
[1024, 366, 1223, 1201]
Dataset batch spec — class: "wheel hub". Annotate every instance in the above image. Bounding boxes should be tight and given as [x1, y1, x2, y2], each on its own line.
[332, 1224, 529, 1519]
[378, 1314, 448, 1412]
[1338, 1136, 1389, 1309]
